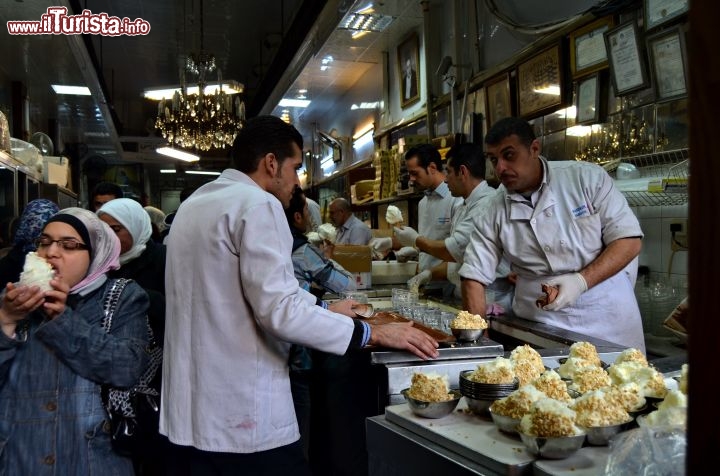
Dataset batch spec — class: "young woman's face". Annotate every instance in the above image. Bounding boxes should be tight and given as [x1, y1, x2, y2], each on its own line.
[99, 213, 133, 254]
[37, 222, 91, 289]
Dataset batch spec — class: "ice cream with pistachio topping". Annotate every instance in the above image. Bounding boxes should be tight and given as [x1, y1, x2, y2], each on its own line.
[18, 251, 55, 292]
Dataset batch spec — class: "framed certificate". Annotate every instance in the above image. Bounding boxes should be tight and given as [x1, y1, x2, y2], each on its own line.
[576, 74, 602, 124]
[484, 72, 512, 128]
[604, 22, 649, 96]
[647, 26, 688, 100]
[517, 44, 564, 119]
[644, 0, 689, 31]
[569, 17, 614, 79]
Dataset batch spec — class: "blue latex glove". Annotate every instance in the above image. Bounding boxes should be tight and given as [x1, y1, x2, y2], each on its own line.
[393, 226, 419, 248]
[542, 273, 587, 311]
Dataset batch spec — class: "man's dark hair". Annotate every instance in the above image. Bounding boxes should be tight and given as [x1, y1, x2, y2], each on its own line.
[404, 144, 442, 171]
[485, 117, 536, 148]
[91, 182, 123, 199]
[230, 115, 303, 173]
[446, 143, 485, 179]
[284, 186, 306, 228]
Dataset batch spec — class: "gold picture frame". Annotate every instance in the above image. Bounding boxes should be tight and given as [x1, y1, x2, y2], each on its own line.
[569, 16, 614, 79]
[604, 21, 650, 96]
[517, 44, 564, 119]
[484, 72, 512, 128]
[397, 33, 421, 109]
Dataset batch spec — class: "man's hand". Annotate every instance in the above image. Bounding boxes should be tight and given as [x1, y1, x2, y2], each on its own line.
[328, 299, 358, 317]
[370, 237, 393, 254]
[393, 226, 419, 248]
[395, 246, 418, 263]
[542, 273, 587, 311]
[368, 321, 439, 360]
[407, 269, 431, 292]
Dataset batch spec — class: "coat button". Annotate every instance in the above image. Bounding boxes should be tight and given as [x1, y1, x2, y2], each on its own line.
[43, 454, 55, 465]
[544, 245, 550, 251]
[45, 401, 57, 412]
[545, 211, 552, 217]
[530, 218, 536, 224]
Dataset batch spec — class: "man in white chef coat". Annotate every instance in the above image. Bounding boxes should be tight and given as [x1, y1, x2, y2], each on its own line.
[459, 117, 645, 351]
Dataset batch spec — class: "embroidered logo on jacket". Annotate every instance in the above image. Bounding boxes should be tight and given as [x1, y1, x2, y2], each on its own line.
[572, 204, 589, 218]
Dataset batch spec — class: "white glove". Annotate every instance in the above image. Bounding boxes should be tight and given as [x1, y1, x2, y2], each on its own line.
[395, 246, 419, 263]
[370, 237, 393, 253]
[393, 226, 419, 247]
[407, 269, 432, 292]
[542, 273, 587, 311]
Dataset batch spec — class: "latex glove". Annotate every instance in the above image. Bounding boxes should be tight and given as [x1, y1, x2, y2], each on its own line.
[370, 237, 393, 253]
[393, 226, 419, 247]
[542, 273, 587, 311]
[407, 269, 432, 293]
[395, 246, 419, 263]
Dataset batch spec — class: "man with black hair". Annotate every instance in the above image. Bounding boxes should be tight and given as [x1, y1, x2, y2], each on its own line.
[89, 181, 123, 211]
[161, 115, 438, 476]
[460, 117, 645, 351]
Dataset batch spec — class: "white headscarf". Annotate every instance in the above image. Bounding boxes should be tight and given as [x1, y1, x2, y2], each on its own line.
[45, 207, 121, 294]
[97, 198, 152, 265]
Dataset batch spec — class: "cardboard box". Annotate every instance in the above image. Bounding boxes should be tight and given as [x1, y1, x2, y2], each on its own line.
[333, 245, 372, 289]
[43, 156, 69, 187]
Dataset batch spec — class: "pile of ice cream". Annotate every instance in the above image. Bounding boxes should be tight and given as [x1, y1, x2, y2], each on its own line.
[406, 372, 454, 402]
[385, 205, 403, 226]
[450, 311, 488, 330]
[519, 398, 584, 437]
[571, 389, 632, 427]
[18, 251, 54, 291]
[466, 357, 516, 384]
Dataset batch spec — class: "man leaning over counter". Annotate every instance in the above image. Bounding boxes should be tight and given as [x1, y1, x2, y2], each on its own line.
[459, 117, 645, 352]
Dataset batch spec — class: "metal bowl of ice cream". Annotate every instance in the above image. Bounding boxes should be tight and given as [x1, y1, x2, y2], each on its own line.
[518, 431, 587, 459]
[451, 328, 484, 342]
[402, 389, 462, 419]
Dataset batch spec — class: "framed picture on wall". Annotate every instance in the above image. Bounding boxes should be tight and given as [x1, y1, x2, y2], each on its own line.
[576, 74, 601, 124]
[647, 26, 688, 100]
[397, 33, 420, 109]
[644, 0, 689, 31]
[484, 72, 512, 128]
[604, 21, 649, 96]
[517, 44, 564, 118]
[569, 16, 614, 79]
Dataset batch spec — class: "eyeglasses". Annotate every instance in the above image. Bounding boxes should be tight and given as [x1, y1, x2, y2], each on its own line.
[35, 237, 89, 251]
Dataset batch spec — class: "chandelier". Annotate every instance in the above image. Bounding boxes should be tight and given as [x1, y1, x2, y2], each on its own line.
[154, 0, 244, 151]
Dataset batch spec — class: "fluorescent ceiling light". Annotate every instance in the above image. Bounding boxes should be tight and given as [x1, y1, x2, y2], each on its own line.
[533, 85, 561, 96]
[51, 85, 91, 96]
[186, 170, 221, 175]
[278, 98, 311, 108]
[351, 101, 381, 110]
[160, 169, 176, 174]
[156, 147, 200, 162]
[143, 80, 243, 100]
[339, 13, 394, 33]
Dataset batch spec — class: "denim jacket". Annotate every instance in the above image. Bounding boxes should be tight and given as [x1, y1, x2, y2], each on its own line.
[0, 279, 150, 476]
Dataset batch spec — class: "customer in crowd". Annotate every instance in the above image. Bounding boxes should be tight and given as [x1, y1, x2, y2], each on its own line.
[460, 117, 645, 351]
[97, 198, 166, 340]
[284, 185, 356, 462]
[90, 181, 123, 212]
[328, 197, 372, 245]
[160, 115, 438, 476]
[0, 207, 149, 475]
[0, 199, 59, 286]
[144, 205, 167, 244]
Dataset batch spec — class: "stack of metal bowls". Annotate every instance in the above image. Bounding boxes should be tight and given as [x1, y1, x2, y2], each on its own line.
[459, 370, 519, 415]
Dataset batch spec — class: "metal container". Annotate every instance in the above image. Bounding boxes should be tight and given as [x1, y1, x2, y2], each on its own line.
[402, 389, 462, 419]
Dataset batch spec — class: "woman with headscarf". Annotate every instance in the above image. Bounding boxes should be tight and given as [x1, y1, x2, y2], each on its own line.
[144, 205, 167, 244]
[96, 198, 166, 340]
[0, 199, 59, 286]
[0, 207, 149, 475]
[96, 199, 168, 475]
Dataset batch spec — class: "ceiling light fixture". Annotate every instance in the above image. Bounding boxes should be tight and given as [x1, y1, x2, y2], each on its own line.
[152, 0, 245, 151]
[156, 146, 200, 162]
[160, 169, 177, 174]
[51, 85, 91, 96]
[278, 98, 311, 108]
[186, 170, 221, 175]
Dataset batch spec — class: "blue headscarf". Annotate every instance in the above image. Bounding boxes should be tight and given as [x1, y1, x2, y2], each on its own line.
[13, 199, 60, 253]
